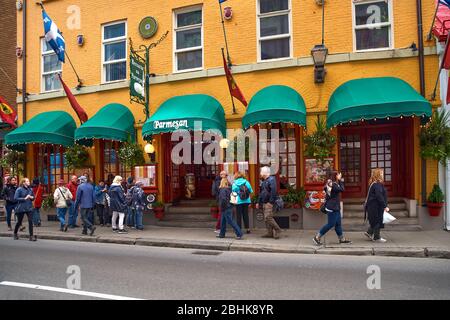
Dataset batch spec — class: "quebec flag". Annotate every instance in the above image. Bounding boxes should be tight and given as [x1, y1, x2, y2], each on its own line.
[42, 10, 65, 63]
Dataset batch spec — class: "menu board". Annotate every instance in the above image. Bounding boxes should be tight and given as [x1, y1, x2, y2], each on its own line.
[304, 158, 334, 185]
[134, 165, 156, 187]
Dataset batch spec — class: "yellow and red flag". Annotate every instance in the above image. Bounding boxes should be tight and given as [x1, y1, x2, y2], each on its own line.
[0, 96, 17, 128]
[222, 49, 247, 107]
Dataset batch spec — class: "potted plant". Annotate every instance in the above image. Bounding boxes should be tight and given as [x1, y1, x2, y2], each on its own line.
[303, 117, 336, 162]
[419, 109, 450, 165]
[64, 144, 89, 170]
[427, 184, 445, 217]
[209, 201, 219, 219]
[0, 148, 26, 176]
[118, 142, 146, 169]
[42, 195, 57, 221]
[153, 201, 165, 219]
[282, 186, 306, 209]
[251, 194, 259, 209]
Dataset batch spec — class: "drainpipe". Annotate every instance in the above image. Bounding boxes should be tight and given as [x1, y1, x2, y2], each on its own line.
[417, 0, 427, 206]
[22, 0, 27, 125]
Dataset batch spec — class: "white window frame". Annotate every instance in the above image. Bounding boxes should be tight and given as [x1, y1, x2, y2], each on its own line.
[41, 38, 63, 93]
[173, 5, 204, 73]
[101, 20, 127, 84]
[352, 0, 394, 53]
[256, 0, 293, 63]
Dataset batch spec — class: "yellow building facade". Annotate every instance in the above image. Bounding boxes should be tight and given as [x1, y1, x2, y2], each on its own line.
[10, 0, 442, 222]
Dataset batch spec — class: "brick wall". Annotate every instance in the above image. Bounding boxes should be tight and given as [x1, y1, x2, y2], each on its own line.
[0, 0, 17, 110]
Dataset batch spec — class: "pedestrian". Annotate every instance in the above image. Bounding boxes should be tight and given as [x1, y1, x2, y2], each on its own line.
[74, 176, 96, 236]
[232, 171, 253, 234]
[216, 178, 243, 239]
[109, 176, 128, 234]
[132, 181, 146, 231]
[13, 178, 37, 241]
[313, 172, 352, 245]
[126, 176, 136, 228]
[212, 170, 227, 233]
[67, 175, 80, 228]
[1, 176, 18, 231]
[31, 177, 43, 227]
[94, 180, 108, 226]
[53, 179, 73, 232]
[256, 166, 282, 239]
[364, 168, 389, 243]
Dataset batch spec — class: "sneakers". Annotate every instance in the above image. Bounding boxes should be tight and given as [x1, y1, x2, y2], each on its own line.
[7, 226, 12, 231]
[112, 228, 118, 233]
[81, 230, 88, 235]
[118, 229, 128, 234]
[364, 232, 374, 241]
[339, 238, 352, 244]
[216, 235, 224, 238]
[29, 235, 37, 242]
[235, 236, 244, 240]
[13, 233, 19, 240]
[273, 230, 281, 239]
[312, 235, 322, 246]
[64, 224, 69, 232]
[89, 227, 96, 236]
[374, 238, 387, 243]
[214, 229, 220, 233]
[246, 229, 251, 234]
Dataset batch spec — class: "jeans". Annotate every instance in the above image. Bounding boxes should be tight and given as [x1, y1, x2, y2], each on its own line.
[135, 208, 144, 230]
[87, 210, 95, 225]
[32, 208, 41, 226]
[96, 204, 107, 225]
[80, 208, 94, 233]
[236, 204, 250, 229]
[319, 210, 343, 238]
[215, 207, 221, 230]
[219, 207, 243, 238]
[127, 207, 135, 226]
[5, 203, 15, 228]
[367, 224, 381, 240]
[57, 207, 68, 228]
[14, 212, 33, 236]
[68, 203, 78, 227]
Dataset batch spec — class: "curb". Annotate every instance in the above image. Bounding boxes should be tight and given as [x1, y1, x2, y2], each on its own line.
[1, 232, 449, 259]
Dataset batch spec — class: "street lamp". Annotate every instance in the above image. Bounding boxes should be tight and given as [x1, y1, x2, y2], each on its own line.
[311, 44, 328, 83]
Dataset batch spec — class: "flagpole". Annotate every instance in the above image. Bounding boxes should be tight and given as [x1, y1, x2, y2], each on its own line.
[222, 48, 237, 114]
[64, 51, 83, 89]
[427, 1, 440, 41]
[219, 1, 232, 67]
[431, 32, 450, 100]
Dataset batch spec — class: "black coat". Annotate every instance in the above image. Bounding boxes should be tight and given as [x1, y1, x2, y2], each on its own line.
[218, 187, 232, 210]
[324, 181, 344, 212]
[109, 184, 127, 213]
[366, 182, 388, 227]
[1, 184, 18, 205]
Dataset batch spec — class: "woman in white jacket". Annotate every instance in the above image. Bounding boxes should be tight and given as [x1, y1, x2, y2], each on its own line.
[54, 179, 73, 232]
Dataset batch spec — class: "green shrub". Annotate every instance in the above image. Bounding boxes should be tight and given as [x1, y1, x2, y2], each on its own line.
[427, 184, 444, 203]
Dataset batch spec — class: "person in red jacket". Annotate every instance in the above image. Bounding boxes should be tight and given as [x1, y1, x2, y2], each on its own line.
[67, 175, 79, 228]
[32, 177, 43, 227]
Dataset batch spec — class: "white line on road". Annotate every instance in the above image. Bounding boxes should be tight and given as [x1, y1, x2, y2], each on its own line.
[0, 281, 143, 300]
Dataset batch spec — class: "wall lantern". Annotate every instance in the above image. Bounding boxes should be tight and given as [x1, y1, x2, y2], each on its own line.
[77, 35, 85, 47]
[311, 44, 328, 83]
[145, 143, 155, 154]
[16, 0, 22, 11]
[219, 138, 230, 149]
[224, 7, 233, 20]
[16, 46, 23, 58]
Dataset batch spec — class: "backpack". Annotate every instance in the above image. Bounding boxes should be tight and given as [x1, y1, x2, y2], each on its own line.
[125, 187, 134, 206]
[239, 183, 250, 201]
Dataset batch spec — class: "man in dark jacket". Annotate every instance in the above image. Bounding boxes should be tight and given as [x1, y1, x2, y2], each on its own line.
[1, 176, 18, 231]
[74, 176, 96, 236]
[14, 178, 36, 241]
[256, 166, 282, 239]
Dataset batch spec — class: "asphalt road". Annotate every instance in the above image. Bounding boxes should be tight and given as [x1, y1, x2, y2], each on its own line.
[1, 237, 450, 300]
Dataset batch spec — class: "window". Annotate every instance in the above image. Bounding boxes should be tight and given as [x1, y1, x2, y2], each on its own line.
[34, 145, 69, 194]
[174, 6, 203, 72]
[258, 123, 299, 191]
[101, 141, 132, 182]
[258, 0, 291, 61]
[41, 39, 62, 92]
[102, 21, 127, 82]
[353, 0, 393, 51]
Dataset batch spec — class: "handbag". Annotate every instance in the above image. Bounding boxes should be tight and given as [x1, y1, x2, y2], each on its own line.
[230, 192, 238, 205]
[383, 210, 396, 224]
[58, 187, 72, 208]
[320, 202, 327, 214]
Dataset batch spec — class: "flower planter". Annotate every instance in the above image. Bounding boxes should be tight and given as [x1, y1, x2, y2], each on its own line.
[153, 207, 164, 219]
[210, 207, 219, 219]
[427, 202, 444, 217]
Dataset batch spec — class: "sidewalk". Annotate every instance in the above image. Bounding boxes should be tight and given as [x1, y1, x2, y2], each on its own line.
[1, 221, 450, 259]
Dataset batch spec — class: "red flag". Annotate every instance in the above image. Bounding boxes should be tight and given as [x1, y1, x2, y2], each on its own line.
[222, 50, 247, 107]
[442, 33, 450, 69]
[58, 74, 88, 123]
[0, 96, 17, 128]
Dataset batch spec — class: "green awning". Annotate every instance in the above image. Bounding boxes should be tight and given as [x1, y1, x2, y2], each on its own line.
[242, 85, 307, 129]
[142, 94, 226, 138]
[75, 103, 135, 146]
[327, 77, 432, 128]
[5, 111, 76, 151]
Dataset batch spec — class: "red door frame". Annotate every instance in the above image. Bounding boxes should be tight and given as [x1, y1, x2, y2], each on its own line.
[337, 119, 414, 199]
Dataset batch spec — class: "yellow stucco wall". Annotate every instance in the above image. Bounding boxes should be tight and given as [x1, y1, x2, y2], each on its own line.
[14, 0, 441, 201]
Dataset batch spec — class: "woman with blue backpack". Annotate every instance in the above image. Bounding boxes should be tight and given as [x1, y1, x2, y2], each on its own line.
[231, 172, 253, 234]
